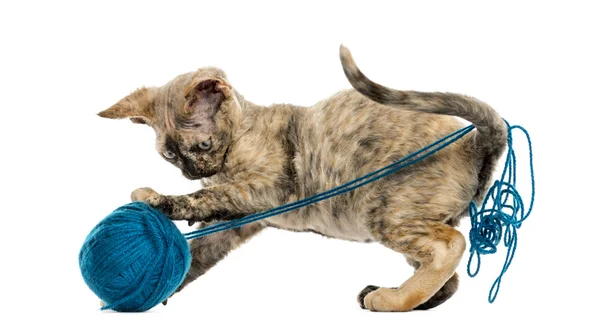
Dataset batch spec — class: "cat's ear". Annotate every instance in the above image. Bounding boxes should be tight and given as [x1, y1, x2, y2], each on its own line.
[98, 87, 156, 124]
[183, 77, 231, 123]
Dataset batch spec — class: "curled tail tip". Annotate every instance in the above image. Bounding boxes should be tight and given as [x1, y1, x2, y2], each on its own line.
[339, 44, 350, 58]
[339, 45, 359, 77]
[339, 46, 392, 103]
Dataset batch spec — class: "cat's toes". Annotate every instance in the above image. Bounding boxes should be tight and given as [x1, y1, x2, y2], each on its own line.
[131, 187, 159, 202]
[357, 285, 380, 309]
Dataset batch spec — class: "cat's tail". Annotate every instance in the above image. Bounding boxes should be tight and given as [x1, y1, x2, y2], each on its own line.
[339, 45, 507, 160]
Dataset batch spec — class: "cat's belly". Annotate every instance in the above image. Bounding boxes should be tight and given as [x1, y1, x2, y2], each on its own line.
[264, 210, 374, 242]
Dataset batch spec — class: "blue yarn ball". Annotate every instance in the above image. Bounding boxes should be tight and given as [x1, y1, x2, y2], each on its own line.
[79, 202, 191, 312]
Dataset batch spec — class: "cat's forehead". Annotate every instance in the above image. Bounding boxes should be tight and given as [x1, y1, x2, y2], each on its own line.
[154, 74, 192, 113]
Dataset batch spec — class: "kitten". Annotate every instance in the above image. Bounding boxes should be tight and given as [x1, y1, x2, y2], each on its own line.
[98, 46, 506, 312]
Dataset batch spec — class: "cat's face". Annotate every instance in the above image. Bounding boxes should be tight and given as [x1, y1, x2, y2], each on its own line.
[98, 67, 241, 179]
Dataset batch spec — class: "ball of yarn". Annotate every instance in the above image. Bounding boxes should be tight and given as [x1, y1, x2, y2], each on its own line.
[79, 202, 191, 312]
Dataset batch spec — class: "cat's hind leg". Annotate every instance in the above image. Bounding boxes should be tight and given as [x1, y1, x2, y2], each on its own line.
[358, 272, 460, 310]
[359, 216, 466, 312]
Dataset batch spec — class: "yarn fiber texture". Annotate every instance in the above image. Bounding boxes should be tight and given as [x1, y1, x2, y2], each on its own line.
[79, 202, 191, 312]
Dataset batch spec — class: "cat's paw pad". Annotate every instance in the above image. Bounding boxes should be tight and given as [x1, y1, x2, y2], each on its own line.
[357, 285, 380, 309]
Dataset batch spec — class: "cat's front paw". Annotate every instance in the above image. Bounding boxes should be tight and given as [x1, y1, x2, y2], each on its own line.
[131, 187, 170, 211]
[131, 188, 187, 220]
[131, 187, 160, 203]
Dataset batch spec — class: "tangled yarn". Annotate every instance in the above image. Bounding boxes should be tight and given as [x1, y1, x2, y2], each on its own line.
[467, 123, 535, 302]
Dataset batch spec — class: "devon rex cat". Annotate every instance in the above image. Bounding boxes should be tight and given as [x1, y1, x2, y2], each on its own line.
[98, 46, 506, 312]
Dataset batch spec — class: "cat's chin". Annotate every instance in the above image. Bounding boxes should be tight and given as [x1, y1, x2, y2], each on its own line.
[182, 170, 217, 180]
[182, 171, 203, 180]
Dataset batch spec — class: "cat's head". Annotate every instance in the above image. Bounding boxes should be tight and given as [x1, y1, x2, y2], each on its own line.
[98, 67, 242, 180]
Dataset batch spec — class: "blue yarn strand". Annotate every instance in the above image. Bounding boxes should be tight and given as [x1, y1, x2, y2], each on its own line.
[466, 123, 535, 303]
[184, 124, 475, 240]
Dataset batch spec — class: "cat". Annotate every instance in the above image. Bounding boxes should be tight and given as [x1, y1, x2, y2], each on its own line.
[97, 46, 507, 312]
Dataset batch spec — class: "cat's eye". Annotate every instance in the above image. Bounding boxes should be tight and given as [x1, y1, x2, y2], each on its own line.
[163, 150, 177, 160]
[198, 139, 212, 151]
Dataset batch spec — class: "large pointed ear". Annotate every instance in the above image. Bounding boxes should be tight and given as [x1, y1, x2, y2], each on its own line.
[97, 87, 156, 124]
[181, 77, 231, 131]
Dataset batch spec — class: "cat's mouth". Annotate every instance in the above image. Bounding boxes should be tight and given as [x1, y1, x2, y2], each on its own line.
[182, 170, 203, 180]
[181, 165, 219, 180]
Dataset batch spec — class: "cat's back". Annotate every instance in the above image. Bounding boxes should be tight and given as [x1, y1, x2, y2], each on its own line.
[295, 89, 468, 178]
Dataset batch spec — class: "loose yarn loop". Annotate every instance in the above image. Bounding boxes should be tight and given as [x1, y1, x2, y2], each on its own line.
[79, 202, 191, 312]
[467, 123, 535, 303]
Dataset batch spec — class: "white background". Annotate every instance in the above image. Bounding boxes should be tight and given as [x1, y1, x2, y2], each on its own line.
[1, 1, 598, 327]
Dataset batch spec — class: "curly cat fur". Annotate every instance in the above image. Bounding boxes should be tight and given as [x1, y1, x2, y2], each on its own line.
[99, 46, 507, 312]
